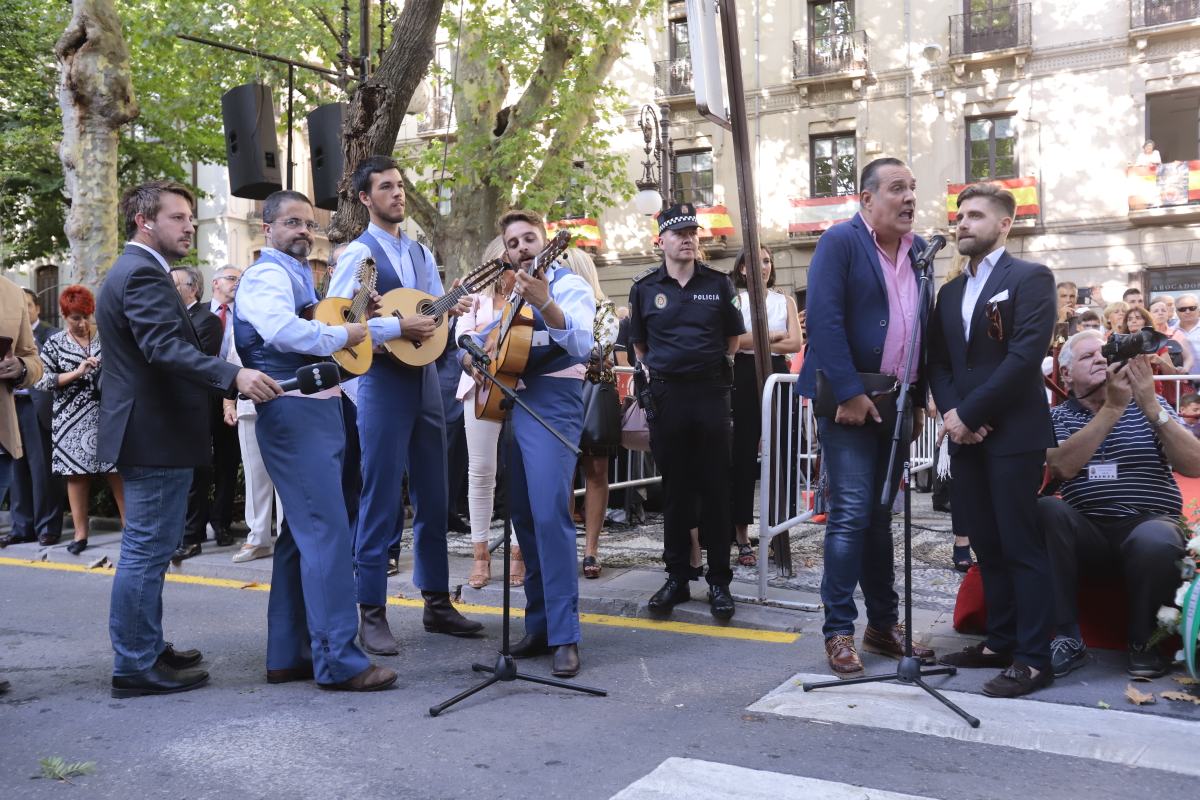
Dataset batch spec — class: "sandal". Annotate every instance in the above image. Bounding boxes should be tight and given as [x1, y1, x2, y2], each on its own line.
[736, 542, 757, 567]
[468, 558, 491, 589]
[582, 555, 601, 579]
[509, 548, 525, 587]
[953, 544, 974, 573]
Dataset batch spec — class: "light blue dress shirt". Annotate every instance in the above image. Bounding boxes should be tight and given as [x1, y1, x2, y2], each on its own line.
[961, 246, 1005, 341]
[329, 223, 444, 342]
[235, 248, 348, 356]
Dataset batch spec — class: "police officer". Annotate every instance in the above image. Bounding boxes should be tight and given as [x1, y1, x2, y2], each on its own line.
[628, 204, 745, 620]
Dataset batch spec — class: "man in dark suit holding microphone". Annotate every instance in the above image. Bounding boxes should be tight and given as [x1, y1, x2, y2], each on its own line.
[97, 180, 282, 698]
[929, 183, 1058, 697]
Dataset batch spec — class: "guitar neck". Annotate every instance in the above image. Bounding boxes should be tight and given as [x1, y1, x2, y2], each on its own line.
[347, 287, 372, 321]
[427, 285, 466, 318]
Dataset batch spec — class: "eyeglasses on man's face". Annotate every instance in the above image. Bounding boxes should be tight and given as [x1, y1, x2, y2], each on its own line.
[276, 217, 321, 232]
[1178, 305, 1198, 313]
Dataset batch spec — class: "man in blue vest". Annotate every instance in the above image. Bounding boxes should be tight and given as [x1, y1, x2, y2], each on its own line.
[330, 156, 482, 655]
[234, 189, 396, 691]
[461, 209, 595, 677]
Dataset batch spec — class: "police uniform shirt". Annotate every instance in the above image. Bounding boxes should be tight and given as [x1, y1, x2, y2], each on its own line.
[628, 261, 745, 374]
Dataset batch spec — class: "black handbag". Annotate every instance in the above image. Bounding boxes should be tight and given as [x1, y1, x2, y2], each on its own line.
[813, 370, 902, 431]
[580, 378, 621, 450]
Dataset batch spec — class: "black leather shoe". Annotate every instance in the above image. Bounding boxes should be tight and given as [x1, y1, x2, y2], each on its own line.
[159, 643, 203, 670]
[37, 532, 61, 547]
[172, 542, 202, 563]
[65, 539, 88, 556]
[648, 577, 690, 613]
[422, 591, 484, 637]
[267, 663, 315, 684]
[213, 528, 236, 547]
[509, 632, 551, 658]
[708, 584, 735, 620]
[1129, 643, 1170, 679]
[0, 677, 9, 694]
[111, 663, 209, 698]
[551, 644, 580, 677]
[446, 513, 470, 534]
[359, 605, 400, 656]
[0, 532, 36, 548]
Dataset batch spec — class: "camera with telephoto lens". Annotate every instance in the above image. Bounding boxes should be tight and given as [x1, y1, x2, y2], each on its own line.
[1101, 326, 1168, 365]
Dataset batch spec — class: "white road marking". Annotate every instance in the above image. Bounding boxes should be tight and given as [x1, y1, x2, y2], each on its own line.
[611, 757, 937, 800]
[749, 672, 1200, 778]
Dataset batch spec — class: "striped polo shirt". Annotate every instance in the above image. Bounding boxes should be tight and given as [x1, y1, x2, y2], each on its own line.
[1051, 397, 1182, 519]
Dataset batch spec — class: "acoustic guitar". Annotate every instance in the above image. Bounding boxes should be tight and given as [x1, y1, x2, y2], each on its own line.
[311, 257, 377, 375]
[474, 229, 572, 422]
[378, 257, 508, 368]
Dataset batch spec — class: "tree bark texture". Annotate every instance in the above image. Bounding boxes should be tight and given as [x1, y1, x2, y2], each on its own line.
[328, 0, 443, 244]
[55, 0, 138, 287]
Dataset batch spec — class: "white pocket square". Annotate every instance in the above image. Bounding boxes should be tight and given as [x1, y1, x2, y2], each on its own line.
[987, 290, 1009, 303]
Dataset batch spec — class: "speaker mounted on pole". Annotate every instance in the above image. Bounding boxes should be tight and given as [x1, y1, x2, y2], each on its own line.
[221, 83, 283, 200]
[307, 103, 346, 211]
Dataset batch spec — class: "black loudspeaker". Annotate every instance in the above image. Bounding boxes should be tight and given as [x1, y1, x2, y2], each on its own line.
[221, 83, 282, 200]
[307, 103, 345, 211]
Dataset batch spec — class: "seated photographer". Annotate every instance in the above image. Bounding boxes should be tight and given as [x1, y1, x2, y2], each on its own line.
[1039, 330, 1193, 679]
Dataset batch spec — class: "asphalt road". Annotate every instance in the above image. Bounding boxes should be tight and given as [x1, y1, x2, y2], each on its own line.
[0, 563, 1194, 799]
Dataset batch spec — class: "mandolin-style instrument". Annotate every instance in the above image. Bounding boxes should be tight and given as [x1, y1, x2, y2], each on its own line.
[311, 257, 377, 375]
[378, 257, 509, 368]
[474, 229, 572, 421]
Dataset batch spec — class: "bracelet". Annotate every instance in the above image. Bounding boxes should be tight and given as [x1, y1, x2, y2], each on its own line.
[537, 297, 555, 313]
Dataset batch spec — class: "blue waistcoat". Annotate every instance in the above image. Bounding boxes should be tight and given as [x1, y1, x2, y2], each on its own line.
[234, 254, 319, 381]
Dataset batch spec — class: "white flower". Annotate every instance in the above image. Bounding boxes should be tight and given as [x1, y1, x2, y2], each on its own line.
[1177, 584, 1192, 608]
[1158, 606, 1181, 629]
[1188, 537, 1200, 558]
[1176, 649, 1186, 663]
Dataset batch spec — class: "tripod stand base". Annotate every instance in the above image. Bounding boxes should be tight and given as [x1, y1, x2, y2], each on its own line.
[803, 657, 980, 728]
[428, 650, 607, 717]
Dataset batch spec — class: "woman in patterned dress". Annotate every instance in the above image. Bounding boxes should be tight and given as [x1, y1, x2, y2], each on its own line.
[36, 285, 125, 555]
[560, 248, 619, 579]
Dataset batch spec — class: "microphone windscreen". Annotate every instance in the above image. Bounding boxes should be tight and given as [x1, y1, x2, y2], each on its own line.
[293, 362, 341, 394]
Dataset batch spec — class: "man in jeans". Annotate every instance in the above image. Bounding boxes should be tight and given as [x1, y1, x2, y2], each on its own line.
[796, 157, 933, 674]
[1040, 330, 1195, 679]
[97, 181, 281, 698]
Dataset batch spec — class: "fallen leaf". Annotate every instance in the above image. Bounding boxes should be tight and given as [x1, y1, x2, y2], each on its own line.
[1173, 676, 1200, 687]
[1160, 691, 1200, 705]
[1097, 701, 1111, 709]
[1125, 685, 1156, 705]
[239, 582, 259, 590]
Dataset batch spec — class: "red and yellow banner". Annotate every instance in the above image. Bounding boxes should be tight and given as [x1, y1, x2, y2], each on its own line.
[545, 217, 602, 249]
[1127, 162, 1200, 210]
[946, 177, 1039, 224]
[789, 195, 859, 235]
[696, 205, 735, 237]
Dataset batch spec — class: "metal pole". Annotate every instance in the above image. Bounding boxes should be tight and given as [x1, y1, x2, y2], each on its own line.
[718, 0, 772, 392]
[359, 0, 371, 79]
[176, 34, 349, 79]
[286, 63, 295, 190]
[658, 104, 672, 208]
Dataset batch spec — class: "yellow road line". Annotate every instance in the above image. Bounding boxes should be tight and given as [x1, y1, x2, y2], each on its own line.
[0, 556, 800, 644]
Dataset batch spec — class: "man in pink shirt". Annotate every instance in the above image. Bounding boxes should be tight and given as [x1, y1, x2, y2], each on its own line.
[796, 157, 935, 675]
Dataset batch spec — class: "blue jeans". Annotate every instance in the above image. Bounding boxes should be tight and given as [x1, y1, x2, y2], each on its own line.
[816, 417, 904, 639]
[109, 465, 192, 676]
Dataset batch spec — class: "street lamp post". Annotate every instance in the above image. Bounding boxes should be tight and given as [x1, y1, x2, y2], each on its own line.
[633, 104, 674, 214]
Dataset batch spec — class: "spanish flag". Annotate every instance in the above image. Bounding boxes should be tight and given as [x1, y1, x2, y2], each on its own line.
[546, 217, 602, 249]
[946, 177, 1039, 224]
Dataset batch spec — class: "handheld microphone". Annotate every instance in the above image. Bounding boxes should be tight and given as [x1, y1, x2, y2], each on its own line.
[239, 362, 341, 400]
[457, 334, 491, 367]
[914, 234, 947, 269]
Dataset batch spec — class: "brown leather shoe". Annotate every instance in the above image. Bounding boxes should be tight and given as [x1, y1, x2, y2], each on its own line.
[551, 644, 580, 678]
[266, 663, 315, 684]
[862, 623, 936, 663]
[825, 634, 863, 675]
[938, 641, 1013, 669]
[319, 664, 397, 692]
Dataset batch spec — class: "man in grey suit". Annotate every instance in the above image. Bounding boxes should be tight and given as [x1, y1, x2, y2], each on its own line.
[97, 180, 281, 698]
[2, 289, 63, 547]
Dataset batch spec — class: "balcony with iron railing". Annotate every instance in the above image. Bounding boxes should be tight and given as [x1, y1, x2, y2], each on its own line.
[1132, 0, 1200, 28]
[654, 58, 693, 98]
[950, 3, 1031, 57]
[791, 30, 869, 81]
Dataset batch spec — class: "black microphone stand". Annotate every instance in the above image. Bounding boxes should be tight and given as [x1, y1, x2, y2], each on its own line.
[429, 358, 607, 716]
[801, 246, 981, 728]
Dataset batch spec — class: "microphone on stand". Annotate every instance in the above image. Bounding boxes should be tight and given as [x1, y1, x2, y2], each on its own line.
[458, 334, 492, 367]
[914, 234, 948, 271]
[239, 362, 341, 400]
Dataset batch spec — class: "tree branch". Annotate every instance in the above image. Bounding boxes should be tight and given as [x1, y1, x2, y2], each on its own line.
[500, 27, 574, 146]
[402, 171, 441, 241]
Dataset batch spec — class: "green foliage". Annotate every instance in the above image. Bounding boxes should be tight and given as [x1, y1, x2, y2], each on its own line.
[1, 0, 350, 268]
[408, 0, 649, 231]
[38, 756, 96, 783]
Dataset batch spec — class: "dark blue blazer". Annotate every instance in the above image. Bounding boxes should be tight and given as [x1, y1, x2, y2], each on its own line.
[797, 213, 926, 403]
[927, 250, 1057, 456]
[96, 245, 241, 467]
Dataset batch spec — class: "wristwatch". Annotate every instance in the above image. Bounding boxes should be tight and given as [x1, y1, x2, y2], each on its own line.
[1152, 408, 1170, 428]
